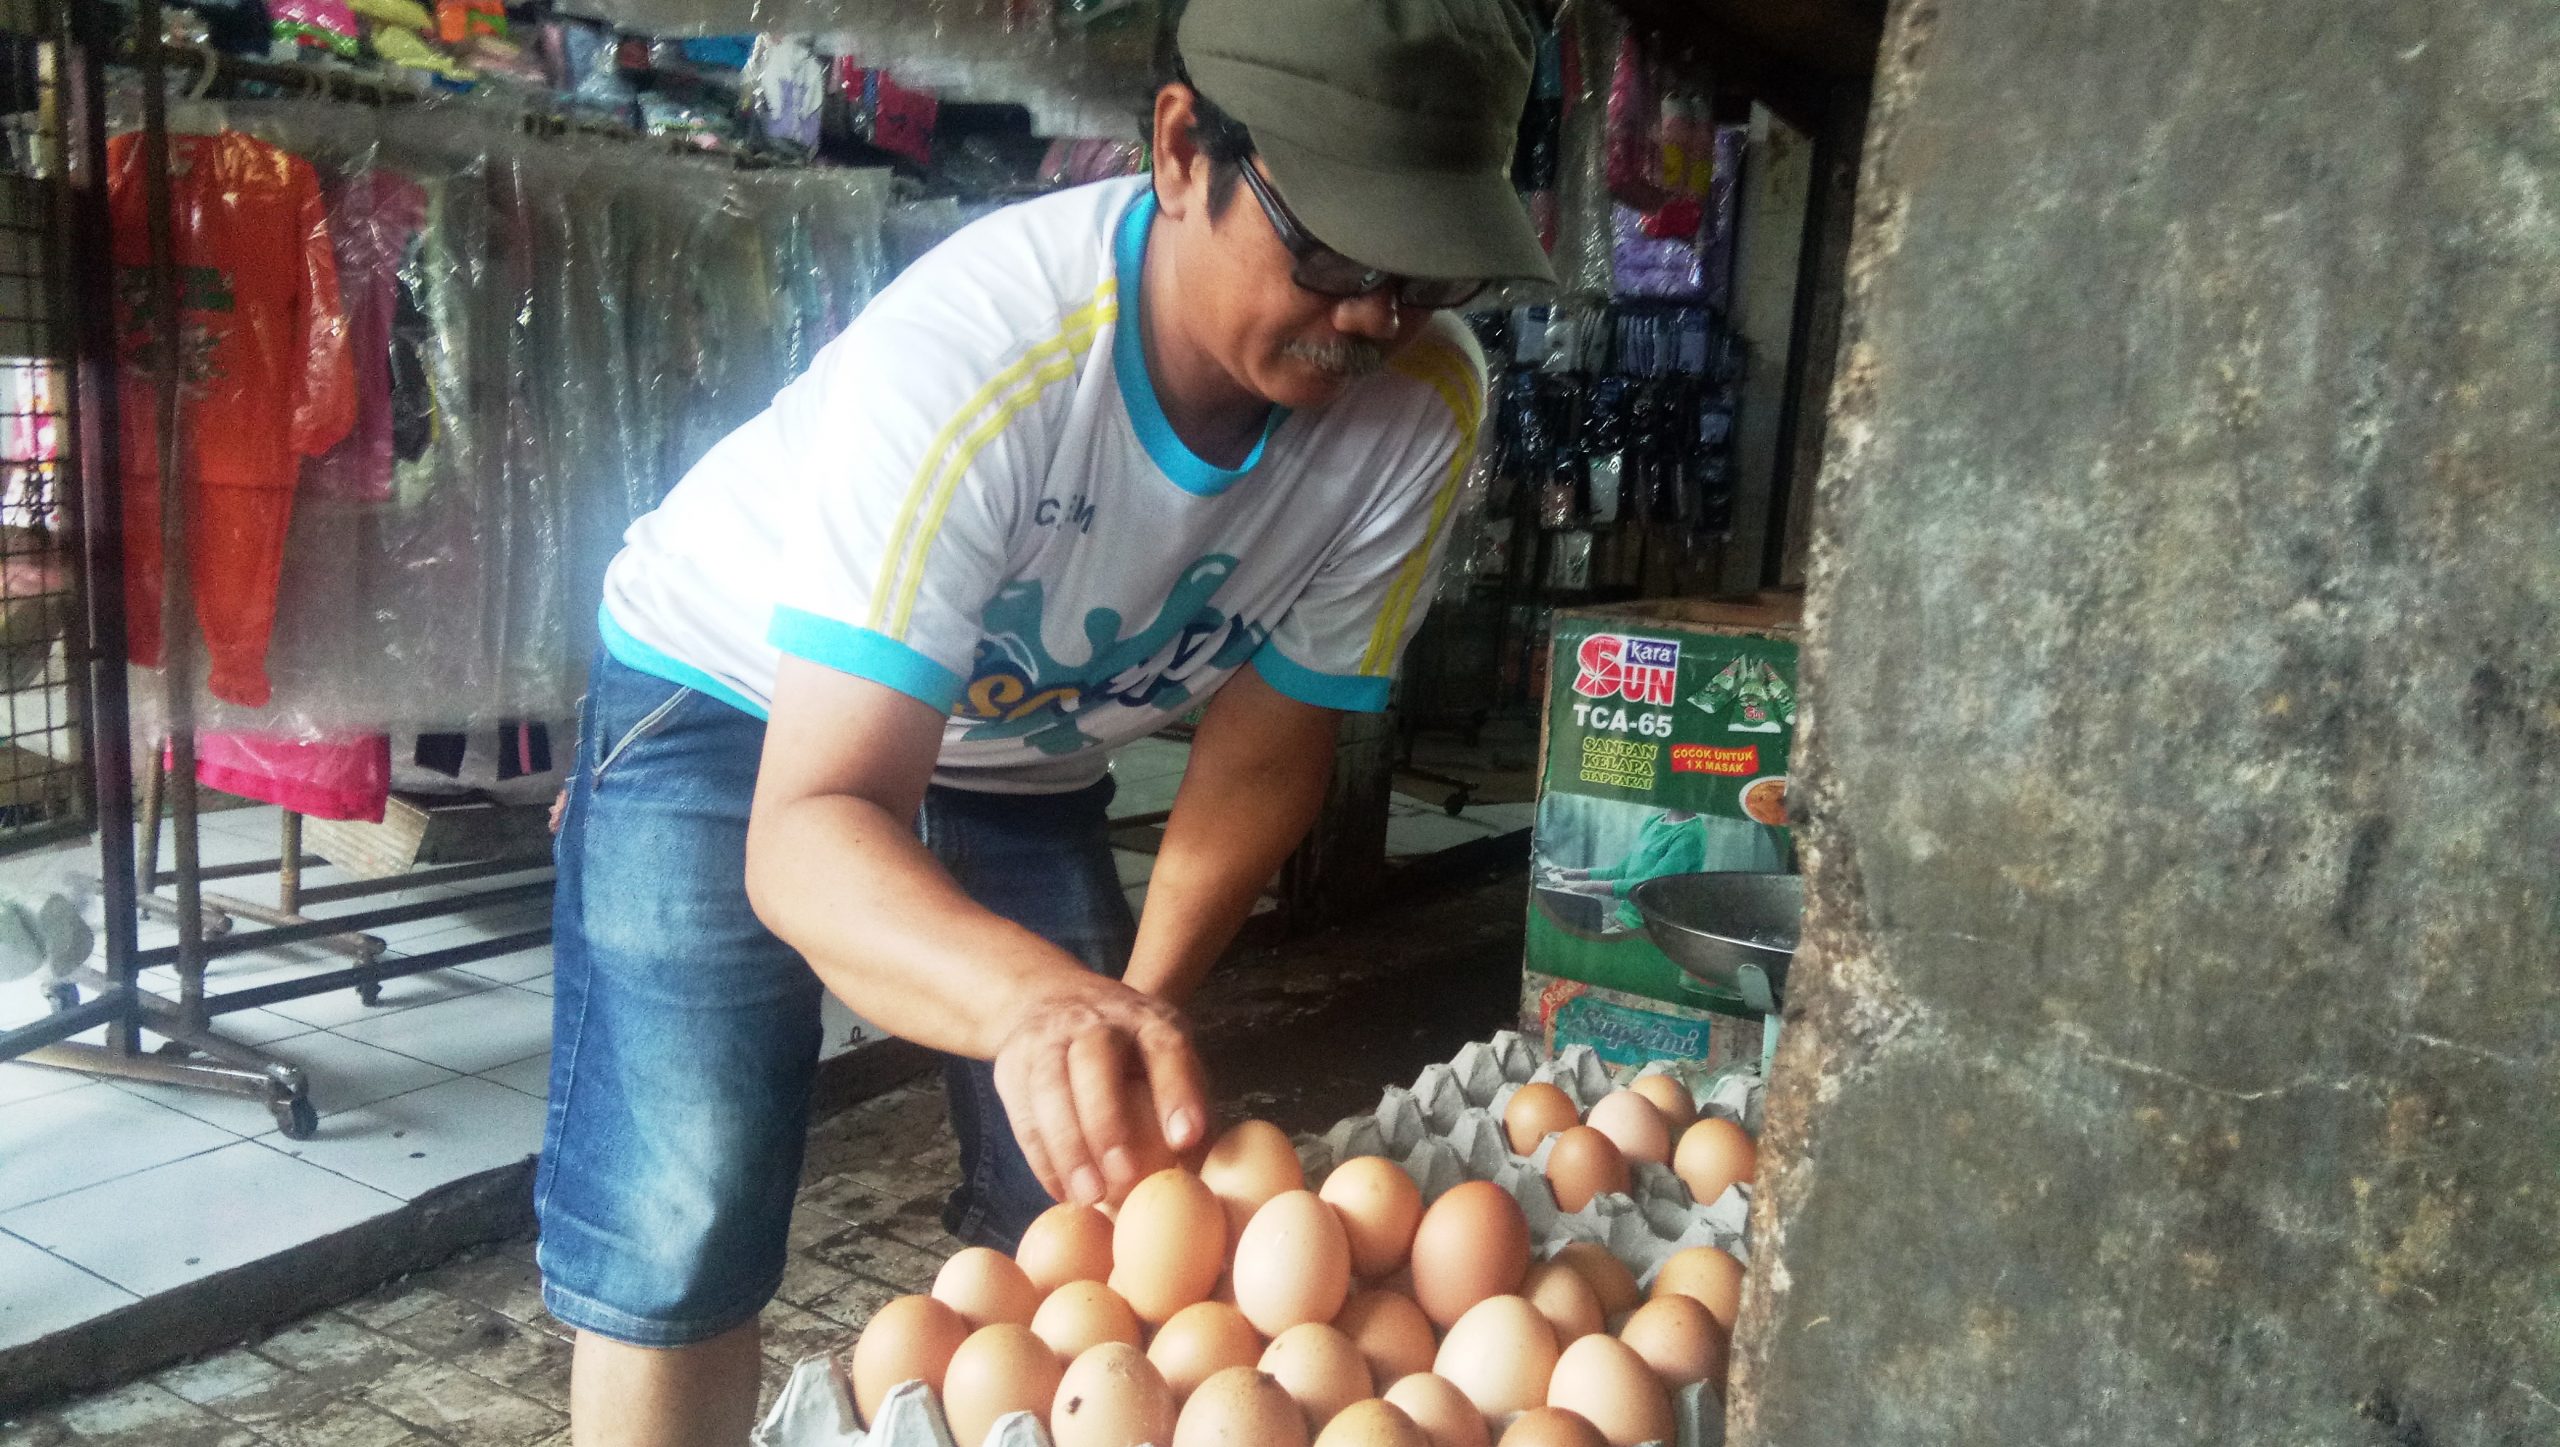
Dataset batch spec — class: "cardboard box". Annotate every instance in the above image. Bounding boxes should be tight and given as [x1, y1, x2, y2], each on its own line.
[1521, 595, 1802, 1059]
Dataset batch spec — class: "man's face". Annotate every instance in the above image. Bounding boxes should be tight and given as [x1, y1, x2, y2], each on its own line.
[1153, 94, 1434, 411]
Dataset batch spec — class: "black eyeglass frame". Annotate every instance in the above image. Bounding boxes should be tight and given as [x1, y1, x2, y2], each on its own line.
[1232, 154, 1490, 311]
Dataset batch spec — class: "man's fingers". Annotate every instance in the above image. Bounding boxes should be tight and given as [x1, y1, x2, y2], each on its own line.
[1132, 1015, 1211, 1155]
[1066, 1029, 1146, 1197]
[1027, 1039, 1103, 1205]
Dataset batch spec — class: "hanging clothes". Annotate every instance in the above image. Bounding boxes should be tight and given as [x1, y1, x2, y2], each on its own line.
[194, 730, 390, 822]
[302, 167, 430, 503]
[110, 129, 355, 709]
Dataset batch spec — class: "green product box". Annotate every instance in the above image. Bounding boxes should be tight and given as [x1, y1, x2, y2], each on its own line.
[1522, 595, 1802, 1052]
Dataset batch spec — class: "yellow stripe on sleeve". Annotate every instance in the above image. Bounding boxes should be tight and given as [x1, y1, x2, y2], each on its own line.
[882, 300, 1119, 637]
[866, 282, 1118, 632]
[1360, 342, 1488, 674]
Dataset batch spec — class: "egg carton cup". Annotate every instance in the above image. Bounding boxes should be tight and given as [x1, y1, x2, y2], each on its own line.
[1291, 1032, 1761, 1285]
[755, 1365, 1727, 1447]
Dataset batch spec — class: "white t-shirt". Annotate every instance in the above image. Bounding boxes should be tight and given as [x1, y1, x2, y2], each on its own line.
[600, 176, 1486, 794]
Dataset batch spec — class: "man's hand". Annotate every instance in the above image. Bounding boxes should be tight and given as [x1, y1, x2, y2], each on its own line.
[989, 977, 1210, 1206]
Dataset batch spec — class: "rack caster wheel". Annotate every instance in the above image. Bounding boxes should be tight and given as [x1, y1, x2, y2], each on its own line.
[356, 981, 382, 1006]
[271, 1094, 318, 1140]
[1444, 786, 1474, 817]
[44, 982, 79, 1013]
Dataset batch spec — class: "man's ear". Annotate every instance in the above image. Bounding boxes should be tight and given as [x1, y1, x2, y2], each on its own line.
[1151, 84, 1206, 222]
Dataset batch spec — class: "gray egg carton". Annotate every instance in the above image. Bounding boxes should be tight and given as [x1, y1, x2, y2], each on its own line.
[1291, 1032, 1761, 1287]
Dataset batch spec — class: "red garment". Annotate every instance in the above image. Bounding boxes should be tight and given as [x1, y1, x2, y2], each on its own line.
[109, 130, 354, 707]
[194, 731, 390, 822]
[303, 169, 428, 503]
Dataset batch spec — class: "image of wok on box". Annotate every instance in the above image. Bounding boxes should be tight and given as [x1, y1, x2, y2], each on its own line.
[1523, 597, 1800, 1064]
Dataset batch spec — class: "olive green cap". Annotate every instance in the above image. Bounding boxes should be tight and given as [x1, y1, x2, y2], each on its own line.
[1177, 0, 1558, 286]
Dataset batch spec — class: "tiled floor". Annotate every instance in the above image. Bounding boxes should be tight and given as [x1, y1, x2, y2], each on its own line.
[0, 737, 1531, 1373]
[7, 859, 1539, 1445]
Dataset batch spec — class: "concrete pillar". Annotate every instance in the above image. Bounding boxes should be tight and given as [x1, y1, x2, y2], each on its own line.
[1742, 1, 2560, 1442]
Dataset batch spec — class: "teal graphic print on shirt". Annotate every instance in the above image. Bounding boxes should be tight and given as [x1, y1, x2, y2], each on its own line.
[958, 554, 1269, 754]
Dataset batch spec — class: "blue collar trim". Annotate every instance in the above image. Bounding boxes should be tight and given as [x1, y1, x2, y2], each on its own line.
[1112, 190, 1286, 498]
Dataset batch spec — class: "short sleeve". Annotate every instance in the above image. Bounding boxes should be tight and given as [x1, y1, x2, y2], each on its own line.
[764, 289, 1111, 713]
[1254, 333, 1487, 713]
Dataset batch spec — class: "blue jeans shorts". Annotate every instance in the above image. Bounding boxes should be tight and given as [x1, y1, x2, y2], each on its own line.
[535, 649, 1135, 1348]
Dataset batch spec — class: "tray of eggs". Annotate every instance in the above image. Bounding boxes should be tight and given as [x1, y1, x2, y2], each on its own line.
[759, 1037, 1761, 1447]
[1296, 1032, 1761, 1275]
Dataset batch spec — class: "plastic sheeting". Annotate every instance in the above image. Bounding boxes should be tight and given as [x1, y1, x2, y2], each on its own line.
[575, 0, 1157, 138]
[123, 100, 896, 741]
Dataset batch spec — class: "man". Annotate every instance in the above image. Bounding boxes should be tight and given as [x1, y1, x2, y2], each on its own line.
[536, 0, 1554, 1440]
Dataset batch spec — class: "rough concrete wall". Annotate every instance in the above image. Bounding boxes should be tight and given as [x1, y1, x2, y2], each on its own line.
[1738, 1, 2560, 1443]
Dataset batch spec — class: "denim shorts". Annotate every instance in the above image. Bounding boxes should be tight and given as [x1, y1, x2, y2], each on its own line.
[535, 649, 1135, 1348]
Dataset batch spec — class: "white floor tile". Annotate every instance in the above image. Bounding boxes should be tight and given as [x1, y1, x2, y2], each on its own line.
[0, 1082, 240, 1213]
[817, 995, 874, 1062]
[515, 971, 554, 997]
[478, 1050, 550, 1098]
[1386, 811, 1506, 858]
[105, 1031, 459, 1135]
[1112, 849, 1155, 888]
[328, 986, 553, 1076]
[455, 943, 554, 987]
[0, 1228, 139, 1350]
[1112, 774, 1182, 817]
[1469, 801, 1538, 834]
[253, 964, 500, 1032]
[182, 1005, 315, 1048]
[258, 1076, 545, 1200]
[0, 1137, 399, 1296]
[0, 1059, 93, 1107]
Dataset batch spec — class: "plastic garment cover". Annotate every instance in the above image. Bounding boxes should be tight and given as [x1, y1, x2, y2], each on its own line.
[575, 0, 1154, 138]
[1547, 0, 1620, 301]
[109, 128, 357, 710]
[122, 100, 896, 743]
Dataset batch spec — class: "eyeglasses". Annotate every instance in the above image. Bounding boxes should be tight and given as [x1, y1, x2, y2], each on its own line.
[1235, 160, 1488, 311]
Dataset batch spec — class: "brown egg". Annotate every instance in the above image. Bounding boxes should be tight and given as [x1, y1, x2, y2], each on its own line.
[1582, 1092, 1671, 1167]
[847, 1294, 971, 1425]
[1543, 1335, 1672, 1447]
[935, 1247, 1043, 1331]
[1019, 1204, 1117, 1293]
[1409, 1182, 1530, 1329]
[1202, 1120, 1306, 1243]
[1626, 1076, 1697, 1133]
[1520, 1263, 1605, 1343]
[944, 1324, 1066, 1447]
[1541, 1128, 1630, 1214]
[1649, 1246, 1744, 1330]
[1318, 1157, 1424, 1279]
[1431, 1296, 1557, 1419]
[1671, 1118, 1757, 1205]
[1501, 1083, 1580, 1156]
[1053, 1342, 1179, 1447]
[1313, 1398, 1428, 1447]
[1150, 1301, 1268, 1402]
[1112, 1169, 1229, 1325]
[1546, 1244, 1641, 1321]
[1380, 1374, 1490, 1447]
[1032, 1280, 1145, 1360]
[1498, 1408, 1606, 1447]
[1174, 1366, 1312, 1447]
[1259, 1323, 1374, 1429]
[1233, 1190, 1354, 1336]
[1618, 1294, 1727, 1393]
[1334, 1290, 1438, 1385]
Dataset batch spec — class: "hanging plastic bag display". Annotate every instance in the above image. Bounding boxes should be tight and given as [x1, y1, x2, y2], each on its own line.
[120, 98, 899, 748]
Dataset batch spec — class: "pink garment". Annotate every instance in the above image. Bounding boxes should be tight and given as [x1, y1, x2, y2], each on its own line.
[302, 170, 429, 503]
[194, 731, 390, 822]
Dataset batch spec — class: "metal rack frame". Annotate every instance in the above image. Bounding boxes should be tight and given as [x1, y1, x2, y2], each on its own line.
[0, 0, 552, 1137]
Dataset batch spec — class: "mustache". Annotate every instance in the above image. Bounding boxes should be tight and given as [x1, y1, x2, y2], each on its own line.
[1283, 338, 1390, 378]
